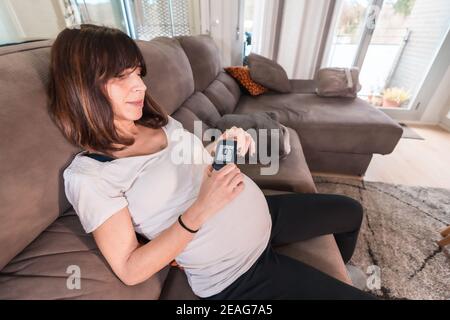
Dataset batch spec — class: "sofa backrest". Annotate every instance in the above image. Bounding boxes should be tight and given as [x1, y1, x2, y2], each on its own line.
[175, 34, 242, 127]
[0, 40, 80, 270]
[176, 35, 222, 92]
[136, 37, 195, 115]
[177, 35, 242, 116]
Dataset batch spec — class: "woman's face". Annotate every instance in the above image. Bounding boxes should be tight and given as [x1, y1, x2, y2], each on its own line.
[105, 66, 147, 122]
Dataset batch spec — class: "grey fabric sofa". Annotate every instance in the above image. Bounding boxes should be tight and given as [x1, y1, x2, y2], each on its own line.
[0, 34, 401, 299]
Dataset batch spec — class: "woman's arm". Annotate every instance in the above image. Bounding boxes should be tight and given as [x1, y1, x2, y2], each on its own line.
[93, 203, 205, 286]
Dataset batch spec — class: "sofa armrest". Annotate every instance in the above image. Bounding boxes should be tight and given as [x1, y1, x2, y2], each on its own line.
[289, 79, 317, 94]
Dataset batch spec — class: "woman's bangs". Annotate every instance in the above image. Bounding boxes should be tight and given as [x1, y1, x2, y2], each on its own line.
[100, 35, 146, 80]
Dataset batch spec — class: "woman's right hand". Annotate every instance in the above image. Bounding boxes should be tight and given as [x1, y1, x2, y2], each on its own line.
[186, 163, 245, 228]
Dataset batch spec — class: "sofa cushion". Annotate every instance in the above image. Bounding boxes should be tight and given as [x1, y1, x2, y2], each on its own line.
[225, 66, 269, 96]
[316, 67, 361, 98]
[289, 79, 318, 93]
[179, 92, 221, 127]
[159, 267, 200, 300]
[0, 40, 82, 271]
[238, 128, 317, 194]
[274, 235, 351, 285]
[176, 35, 222, 92]
[0, 213, 170, 299]
[248, 53, 292, 93]
[216, 71, 242, 103]
[203, 71, 242, 115]
[203, 79, 239, 115]
[234, 93, 403, 155]
[137, 38, 194, 115]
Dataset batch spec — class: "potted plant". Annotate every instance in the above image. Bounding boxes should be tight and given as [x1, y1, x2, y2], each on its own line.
[382, 87, 410, 108]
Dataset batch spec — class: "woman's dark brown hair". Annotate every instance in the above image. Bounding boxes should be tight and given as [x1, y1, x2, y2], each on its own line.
[47, 24, 168, 156]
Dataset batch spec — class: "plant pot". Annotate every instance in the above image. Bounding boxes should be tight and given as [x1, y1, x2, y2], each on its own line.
[382, 98, 400, 108]
[372, 96, 383, 106]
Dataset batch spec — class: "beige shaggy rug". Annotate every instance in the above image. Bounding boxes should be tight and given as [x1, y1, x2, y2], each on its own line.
[313, 175, 450, 300]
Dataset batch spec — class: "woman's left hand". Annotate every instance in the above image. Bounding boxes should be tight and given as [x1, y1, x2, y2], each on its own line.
[216, 126, 256, 157]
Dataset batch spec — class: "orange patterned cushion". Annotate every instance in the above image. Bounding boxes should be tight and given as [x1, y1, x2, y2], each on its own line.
[224, 66, 269, 96]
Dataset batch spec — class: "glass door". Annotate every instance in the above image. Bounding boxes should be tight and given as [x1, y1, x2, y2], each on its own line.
[326, 0, 373, 68]
[360, 0, 450, 111]
[326, 0, 450, 114]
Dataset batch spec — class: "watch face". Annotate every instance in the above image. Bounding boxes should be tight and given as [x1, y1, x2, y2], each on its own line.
[216, 144, 234, 163]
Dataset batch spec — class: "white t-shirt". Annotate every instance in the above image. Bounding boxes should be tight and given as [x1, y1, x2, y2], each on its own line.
[63, 116, 272, 298]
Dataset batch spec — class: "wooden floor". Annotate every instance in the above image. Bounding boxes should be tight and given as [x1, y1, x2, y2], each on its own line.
[313, 124, 450, 190]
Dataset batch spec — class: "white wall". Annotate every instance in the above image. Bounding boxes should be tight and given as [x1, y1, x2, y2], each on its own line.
[6, 0, 65, 40]
[0, 0, 22, 44]
[420, 65, 450, 123]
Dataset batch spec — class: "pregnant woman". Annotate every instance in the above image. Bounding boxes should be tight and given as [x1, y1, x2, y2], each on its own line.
[47, 24, 375, 299]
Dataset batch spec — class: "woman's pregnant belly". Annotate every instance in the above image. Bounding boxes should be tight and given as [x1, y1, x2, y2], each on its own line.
[176, 174, 272, 269]
[175, 174, 272, 297]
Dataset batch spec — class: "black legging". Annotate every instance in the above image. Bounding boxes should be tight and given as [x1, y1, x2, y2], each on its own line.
[202, 193, 377, 300]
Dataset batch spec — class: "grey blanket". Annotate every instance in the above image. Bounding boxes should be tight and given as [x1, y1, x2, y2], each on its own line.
[215, 112, 291, 159]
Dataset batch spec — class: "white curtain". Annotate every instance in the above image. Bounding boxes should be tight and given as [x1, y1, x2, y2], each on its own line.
[60, 0, 82, 27]
[251, 0, 332, 79]
[250, 0, 281, 59]
[203, 0, 243, 66]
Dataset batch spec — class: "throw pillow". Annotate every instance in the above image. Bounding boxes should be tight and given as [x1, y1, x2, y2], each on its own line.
[248, 53, 292, 93]
[315, 67, 361, 98]
[224, 66, 269, 96]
